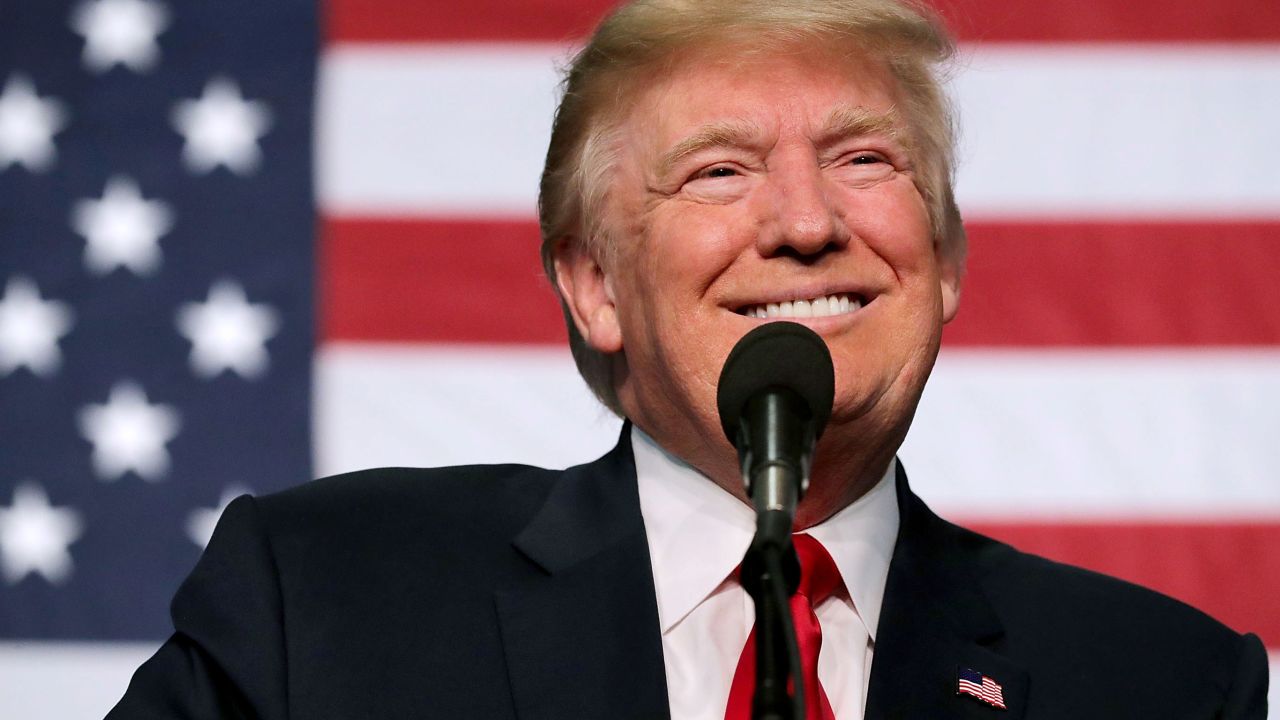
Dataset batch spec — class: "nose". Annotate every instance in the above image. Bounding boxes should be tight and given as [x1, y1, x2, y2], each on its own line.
[756, 159, 849, 258]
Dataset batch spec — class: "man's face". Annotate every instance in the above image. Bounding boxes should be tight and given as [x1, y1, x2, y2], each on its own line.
[559, 44, 961, 494]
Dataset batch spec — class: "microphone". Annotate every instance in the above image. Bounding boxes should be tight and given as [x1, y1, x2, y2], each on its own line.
[716, 321, 834, 720]
[716, 321, 835, 539]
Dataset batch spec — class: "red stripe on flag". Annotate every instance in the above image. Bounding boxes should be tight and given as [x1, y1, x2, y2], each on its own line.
[326, 0, 605, 43]
[322, 217, 1280, 346]
[326, 0, 1280, 43]
[945, 220, 1280, 347]
[930, 0, 1280, 43]
[966, 521, 1280, 646]
[321, 217, 566, 344]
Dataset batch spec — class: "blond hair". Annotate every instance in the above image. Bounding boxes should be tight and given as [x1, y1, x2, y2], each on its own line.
[538, 0, 965, 414]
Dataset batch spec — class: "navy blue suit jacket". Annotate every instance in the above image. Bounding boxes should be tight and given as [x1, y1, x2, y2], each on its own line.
[108, 435, 1268, 719]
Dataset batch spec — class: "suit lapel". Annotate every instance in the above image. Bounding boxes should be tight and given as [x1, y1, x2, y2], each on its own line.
[495, 442, 1030, 720]
[495, 430, 671, 720]
[865, 464, 1028, 720]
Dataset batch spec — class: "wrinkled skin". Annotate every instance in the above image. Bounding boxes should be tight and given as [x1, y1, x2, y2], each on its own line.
[555, 44, 962, 528]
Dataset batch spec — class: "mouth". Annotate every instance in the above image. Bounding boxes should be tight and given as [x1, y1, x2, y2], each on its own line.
[735, 292, 867, 319]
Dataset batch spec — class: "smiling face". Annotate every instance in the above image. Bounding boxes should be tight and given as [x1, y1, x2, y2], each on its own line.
[555, 43, 962, 518]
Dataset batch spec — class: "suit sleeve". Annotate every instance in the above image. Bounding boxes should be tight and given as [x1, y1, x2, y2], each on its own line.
[105, 496, 289, 720]
[1221, 632, 1269, 719]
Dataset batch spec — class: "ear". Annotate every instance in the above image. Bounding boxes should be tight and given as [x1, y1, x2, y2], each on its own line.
[937, 249, 963, 324]
[552, 237, 623, 353]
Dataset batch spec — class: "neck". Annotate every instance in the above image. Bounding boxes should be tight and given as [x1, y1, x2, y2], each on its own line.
[794, 429, 900, 528]
[628, 412, 902, 530]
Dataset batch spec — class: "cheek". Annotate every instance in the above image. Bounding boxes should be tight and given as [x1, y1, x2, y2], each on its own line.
[644, 206, 749, 289]
[843, 185, 935, 276]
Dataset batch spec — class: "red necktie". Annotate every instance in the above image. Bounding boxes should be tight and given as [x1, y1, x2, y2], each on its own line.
[724, 534, 844, 720]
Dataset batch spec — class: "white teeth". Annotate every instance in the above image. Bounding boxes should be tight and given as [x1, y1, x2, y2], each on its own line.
[740, 293, 864, 319]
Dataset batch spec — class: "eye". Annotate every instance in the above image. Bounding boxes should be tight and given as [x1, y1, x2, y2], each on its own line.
[832, 151, 896, 187]
[680, 162, 751, 202]
[849, 153, 885, 166]
[697, 165, 740, 179]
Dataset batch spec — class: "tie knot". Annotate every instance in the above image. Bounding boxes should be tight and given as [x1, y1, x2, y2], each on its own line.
[792, 534, 843, 605]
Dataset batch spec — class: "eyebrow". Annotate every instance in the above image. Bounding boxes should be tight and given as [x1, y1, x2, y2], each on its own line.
[654, 106, 907, 178]
[816, 105, 904, 147]
[656, 119, 767, 178]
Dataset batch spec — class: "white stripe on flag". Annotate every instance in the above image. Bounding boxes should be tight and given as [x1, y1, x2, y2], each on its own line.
[1272, 651, 1280, 710]
[904, 348, 1280, 519]
[314, 343, 621, 475]
[952, 44, 1280, 217]
[0, 641, 157, 717]
[316, 344, 1280, 518]
[317, 44, 565, 216]
[318, 44, 1280, 218]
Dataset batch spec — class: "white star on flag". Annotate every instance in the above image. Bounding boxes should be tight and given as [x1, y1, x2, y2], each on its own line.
[77, 381, 181, 482]
[0, 482, 84, 585]
[176, 280, 280, 379]
[69, 0, 170, 74]
[171, 77, 272, 175]
[186, 485, 250, 548]
[0, 74, 68, 172]
[0, 276, 74, 377]
[71, 175, 174, 276]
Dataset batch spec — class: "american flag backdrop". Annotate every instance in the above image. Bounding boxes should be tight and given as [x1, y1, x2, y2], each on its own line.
[0, 0, 1277, 715]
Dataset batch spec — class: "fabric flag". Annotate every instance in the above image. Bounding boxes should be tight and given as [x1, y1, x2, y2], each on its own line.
[1, 0, 1278, 715]
[957, 667, 1006, 710]
[0, 0, 316, 713]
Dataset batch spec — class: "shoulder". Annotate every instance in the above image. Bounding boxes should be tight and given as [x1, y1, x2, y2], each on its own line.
[244, 463, 563, 548]
[262, 463, 560, 519]
[900, 480, 1254, 662]
[962, 524, 1238, 647]
[186, 464, 569, 593]
[189, 462, 580, 617]
[951, 522, 1265, 707]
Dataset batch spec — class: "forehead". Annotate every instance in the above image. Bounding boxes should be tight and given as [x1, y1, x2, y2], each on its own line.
[621, 43, 905, 151]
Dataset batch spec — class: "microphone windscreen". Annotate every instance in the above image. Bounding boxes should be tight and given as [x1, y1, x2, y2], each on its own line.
[716, 321, 835, 443]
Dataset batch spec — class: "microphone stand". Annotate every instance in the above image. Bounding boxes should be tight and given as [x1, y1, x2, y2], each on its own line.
[741, 515, 803, 720]
[736, 391, 814, 720]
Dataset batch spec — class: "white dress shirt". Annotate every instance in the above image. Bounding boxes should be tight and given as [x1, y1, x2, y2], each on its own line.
[632, 427, 900, 720]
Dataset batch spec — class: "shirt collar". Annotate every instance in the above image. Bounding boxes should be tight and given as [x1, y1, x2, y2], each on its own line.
[633, 426, 755, 635]
[802, 458, 899, 642]
[632, 425, 899, 641]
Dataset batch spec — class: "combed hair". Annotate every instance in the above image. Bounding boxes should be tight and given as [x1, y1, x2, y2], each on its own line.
[538, 0, 966, 415]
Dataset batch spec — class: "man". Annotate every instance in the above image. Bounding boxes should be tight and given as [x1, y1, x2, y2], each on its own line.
[109, 0, 1268, 718]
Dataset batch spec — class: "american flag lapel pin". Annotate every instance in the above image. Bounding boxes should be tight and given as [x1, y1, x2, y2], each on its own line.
[957, 667, 1007, 710]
